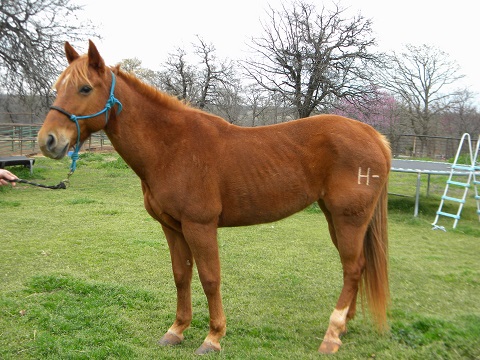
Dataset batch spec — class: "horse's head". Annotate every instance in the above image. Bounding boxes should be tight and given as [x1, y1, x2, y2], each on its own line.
[38, 41, 117, 160]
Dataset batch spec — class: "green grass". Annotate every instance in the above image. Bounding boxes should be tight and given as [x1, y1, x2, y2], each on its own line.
[1, 154, 479, 359]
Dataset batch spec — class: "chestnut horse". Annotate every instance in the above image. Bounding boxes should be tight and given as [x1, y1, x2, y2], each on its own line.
[38, 41, 391, 355]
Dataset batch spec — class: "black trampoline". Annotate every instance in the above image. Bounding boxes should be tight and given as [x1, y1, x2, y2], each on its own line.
[390, 159, 476, 216]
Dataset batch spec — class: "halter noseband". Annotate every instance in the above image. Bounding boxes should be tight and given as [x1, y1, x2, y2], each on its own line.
[49, 71, 122, 173]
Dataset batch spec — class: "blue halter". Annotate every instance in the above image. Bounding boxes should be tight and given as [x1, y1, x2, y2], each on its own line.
[50, 71, 122, 173]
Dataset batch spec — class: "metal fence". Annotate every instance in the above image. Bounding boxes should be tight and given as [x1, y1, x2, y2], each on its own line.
[390, 134, 479, 160]
[0, 123, 112, 156]
[1, 124, 478, 161]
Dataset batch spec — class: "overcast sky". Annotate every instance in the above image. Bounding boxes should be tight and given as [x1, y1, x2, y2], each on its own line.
[74, 0, 479, 104]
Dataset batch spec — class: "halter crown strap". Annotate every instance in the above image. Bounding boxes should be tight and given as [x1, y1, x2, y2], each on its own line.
[49, 71, 122, 173]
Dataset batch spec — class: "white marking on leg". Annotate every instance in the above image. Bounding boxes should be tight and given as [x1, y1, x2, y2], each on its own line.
[324, 306, 349, 344]
[330, 307, 349, 325]
[319, 306, 350, 353]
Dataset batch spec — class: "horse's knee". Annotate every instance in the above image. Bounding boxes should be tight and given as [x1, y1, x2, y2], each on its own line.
[172, 261, 193, 285]
[200, 278, 221, 296]
[173, 272, 192, 290]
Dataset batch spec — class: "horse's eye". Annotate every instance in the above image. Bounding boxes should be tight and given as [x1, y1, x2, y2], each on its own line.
[79, 85, 93, 95]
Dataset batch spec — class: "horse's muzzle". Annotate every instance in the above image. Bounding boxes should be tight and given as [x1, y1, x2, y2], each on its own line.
[38, 132, 70, 160]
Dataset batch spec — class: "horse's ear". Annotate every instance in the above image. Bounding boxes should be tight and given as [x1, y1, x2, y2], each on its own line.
[87, 40, 105, 72]
[65, 42, 80, 64]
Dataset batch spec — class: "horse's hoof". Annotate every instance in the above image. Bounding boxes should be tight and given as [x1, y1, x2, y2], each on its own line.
[194, 341, 221, 355]
[318, 339, 341, 354]
[158, 331, 183, 346]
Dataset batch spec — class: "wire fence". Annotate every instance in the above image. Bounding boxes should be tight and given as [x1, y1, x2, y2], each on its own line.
[0, 123, 112, 156]
[1, 123, 478, 161]
[390, 134, 478, 160]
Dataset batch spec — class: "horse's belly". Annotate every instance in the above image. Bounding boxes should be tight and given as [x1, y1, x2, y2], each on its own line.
[218, 189, 317, 227]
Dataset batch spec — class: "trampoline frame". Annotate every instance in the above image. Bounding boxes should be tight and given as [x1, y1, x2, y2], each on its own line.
[390, 159, 477, 217]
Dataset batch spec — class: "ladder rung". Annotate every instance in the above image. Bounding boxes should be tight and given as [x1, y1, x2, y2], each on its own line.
[442, 195, 465, 204]
[452, 164, 474, 171]
[436, 211, 460, 220]
[447, 180, 470, 188]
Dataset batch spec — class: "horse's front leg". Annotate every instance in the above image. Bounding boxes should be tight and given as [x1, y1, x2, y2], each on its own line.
[159, 225, 194, 346]
[182, 220, 226, 355]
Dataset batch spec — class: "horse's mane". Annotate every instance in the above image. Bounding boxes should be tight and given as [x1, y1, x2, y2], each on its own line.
[54, 57, 190, 113]
[113, 66, 189, 112]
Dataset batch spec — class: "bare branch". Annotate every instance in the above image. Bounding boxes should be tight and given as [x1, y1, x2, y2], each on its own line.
[376, 44, 465, 136]
[243, 0, 378, 118]
[0, 0, 98, 112]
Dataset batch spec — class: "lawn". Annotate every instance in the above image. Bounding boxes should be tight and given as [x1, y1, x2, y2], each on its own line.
[1, 153, 479, 359]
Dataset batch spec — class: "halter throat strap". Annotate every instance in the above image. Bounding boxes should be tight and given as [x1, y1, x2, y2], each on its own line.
[49, 71, 122, 173]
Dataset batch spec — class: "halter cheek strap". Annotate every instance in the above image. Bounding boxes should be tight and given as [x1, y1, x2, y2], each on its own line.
[49, 71, 122, 173]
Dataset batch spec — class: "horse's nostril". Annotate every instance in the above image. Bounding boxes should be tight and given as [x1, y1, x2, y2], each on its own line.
[46, 134, 56, 151]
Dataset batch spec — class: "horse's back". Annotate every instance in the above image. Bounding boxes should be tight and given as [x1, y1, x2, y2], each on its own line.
[216, 115, 390, 226]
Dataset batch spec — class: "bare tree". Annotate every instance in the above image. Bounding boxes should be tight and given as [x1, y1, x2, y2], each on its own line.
[157, 37, 238, 115]
[120, 58, 161, 88]
[243, 1, 378, 119]
[193, 36, 235, 110]
[440, 89, 480, 137]
[159, 48, 196, 101]
[213, 78, 245, 124]
[377, 44, 465, 140]
[245, 84, 271, 126]
[0, 0, 97, 111]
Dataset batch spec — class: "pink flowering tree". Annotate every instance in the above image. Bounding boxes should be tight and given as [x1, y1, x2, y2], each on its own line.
[331, 90, 408, 153]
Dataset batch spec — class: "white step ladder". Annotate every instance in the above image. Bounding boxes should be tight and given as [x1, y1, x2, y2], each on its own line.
[473, 135, 480, 221]
[432, 133, 480, 230]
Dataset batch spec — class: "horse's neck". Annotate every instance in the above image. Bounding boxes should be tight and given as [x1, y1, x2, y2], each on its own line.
[103, 82, 167, 177]
[103, 72, 233, 180]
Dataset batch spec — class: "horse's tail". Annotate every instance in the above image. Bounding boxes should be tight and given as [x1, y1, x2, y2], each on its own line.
[362, 180, 389, 330]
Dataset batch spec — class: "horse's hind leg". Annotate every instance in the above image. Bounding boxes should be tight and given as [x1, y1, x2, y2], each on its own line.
[318, 200, 360, 320]
[159, 226, 194, 346]
[318, 215, 368, 354]
[318, 200, 338, 249]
